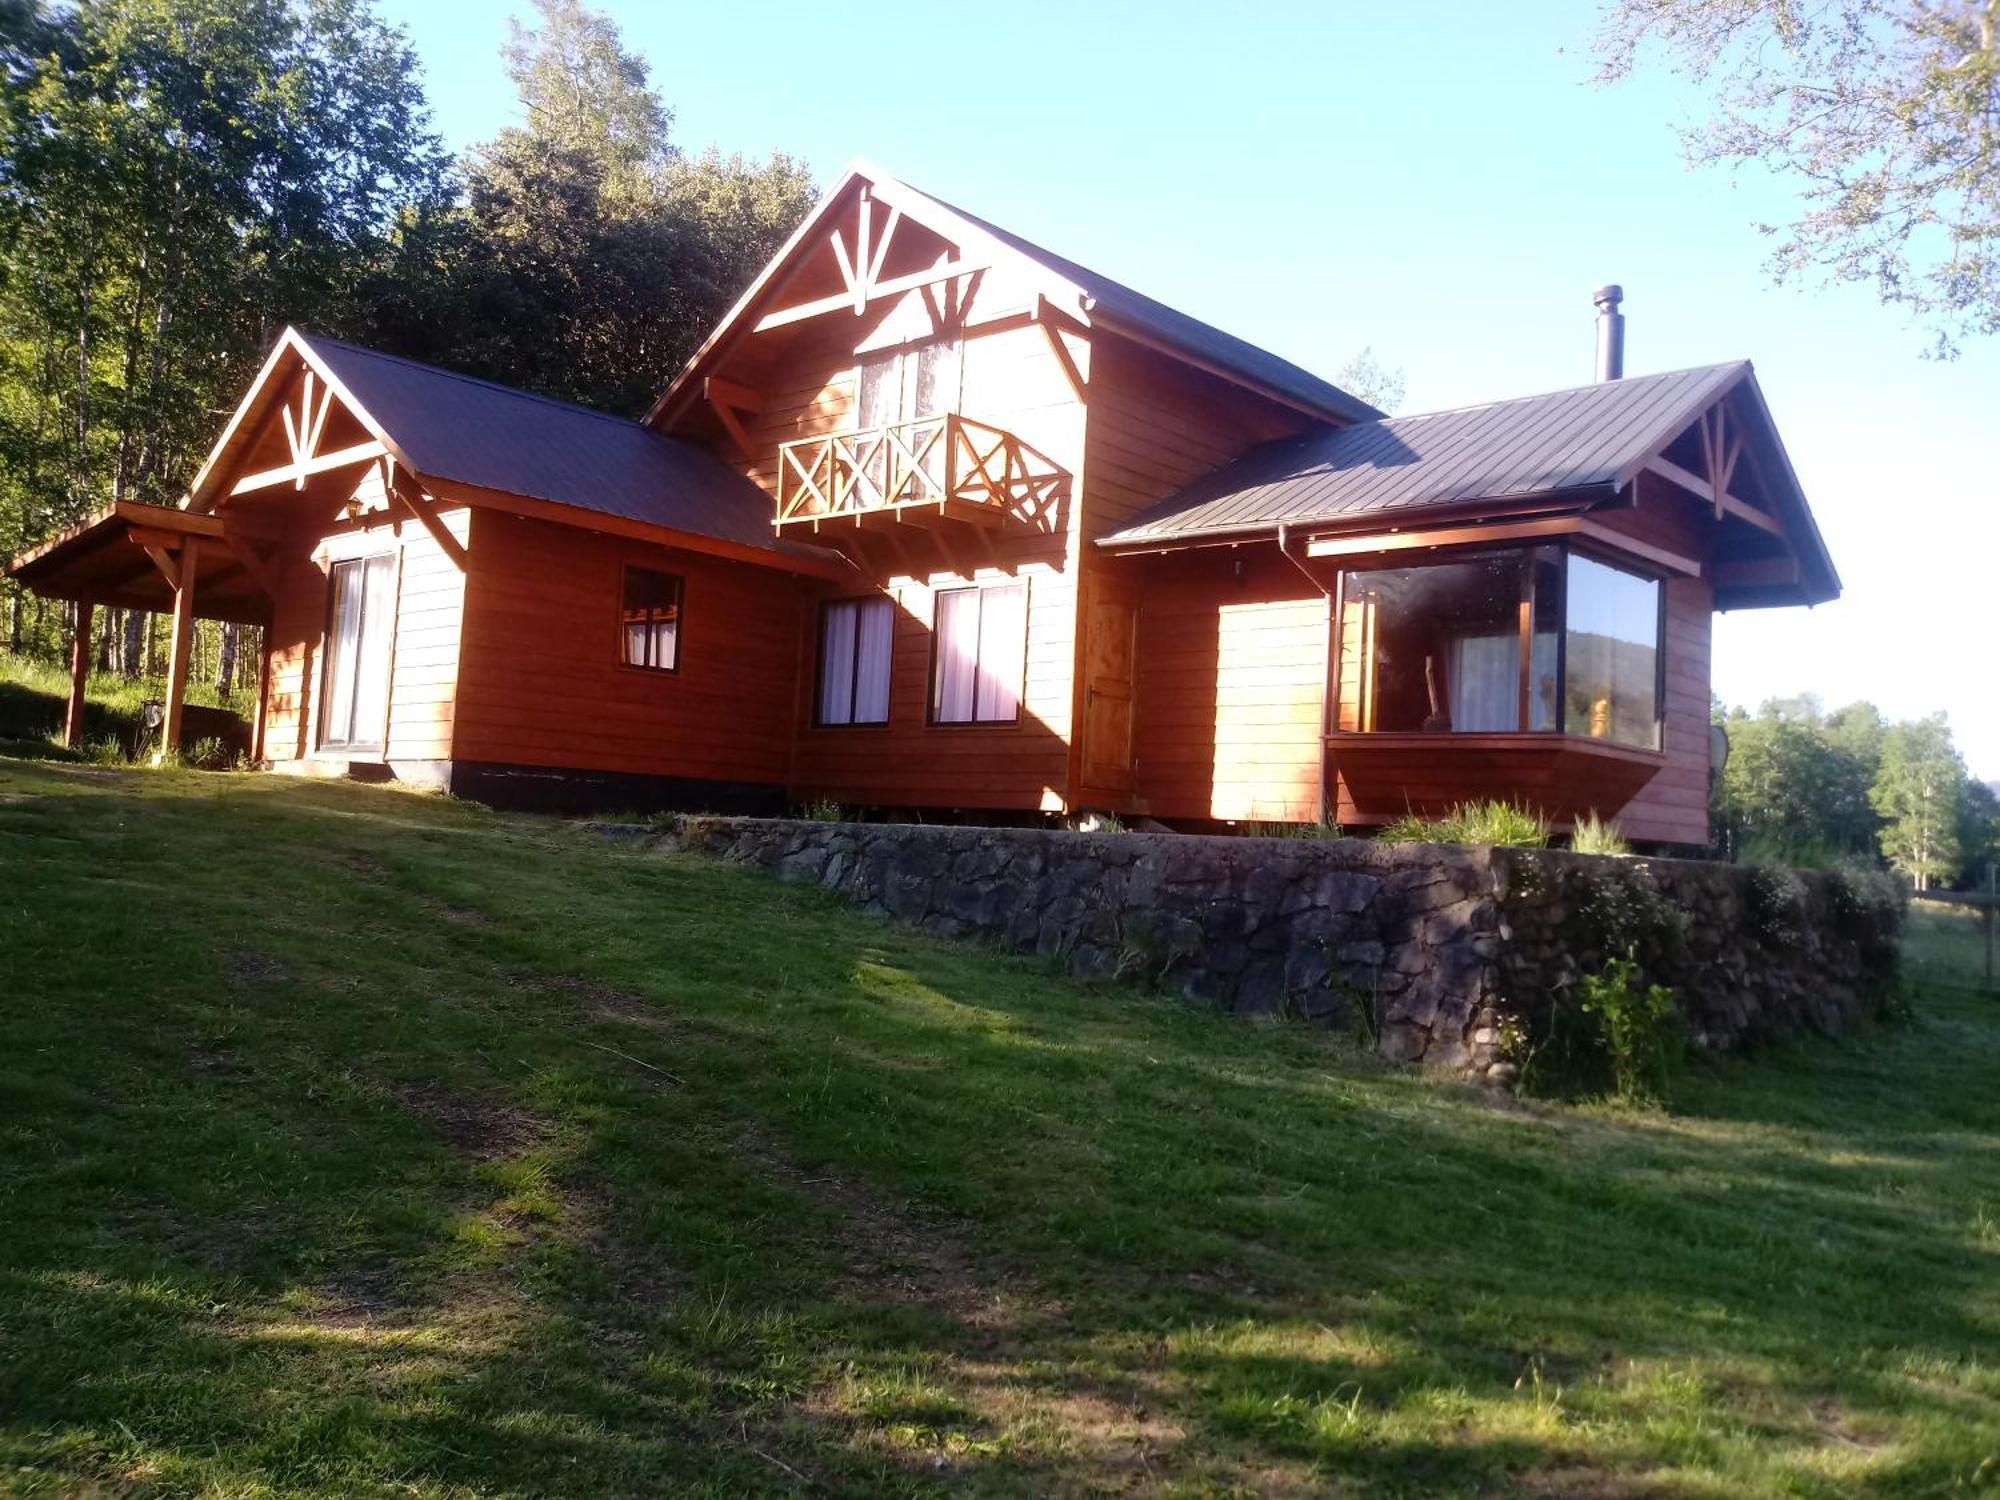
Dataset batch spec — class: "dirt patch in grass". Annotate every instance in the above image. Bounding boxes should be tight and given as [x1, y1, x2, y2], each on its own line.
[222, 949, 290, 987]
[394, 1083, 542, 1162]
[421, 894, 494, 928]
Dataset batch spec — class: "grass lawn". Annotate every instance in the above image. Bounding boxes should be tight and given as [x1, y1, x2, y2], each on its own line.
[1, 758, 1996, 1497]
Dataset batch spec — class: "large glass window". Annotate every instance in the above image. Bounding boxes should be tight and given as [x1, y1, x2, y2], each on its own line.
[1565, 554, 1661, 748]
[1338, 546, 1659, 747]
[817, 596, 894, 726]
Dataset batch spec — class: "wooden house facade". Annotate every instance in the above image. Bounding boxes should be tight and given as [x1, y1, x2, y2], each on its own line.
[8, 163, 1838, 849]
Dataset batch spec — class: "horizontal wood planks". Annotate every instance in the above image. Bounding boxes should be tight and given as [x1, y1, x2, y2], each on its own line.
[451, 512, 803, 787]
[259, 503, 467, 766]
[1131, 548, 1328, 823]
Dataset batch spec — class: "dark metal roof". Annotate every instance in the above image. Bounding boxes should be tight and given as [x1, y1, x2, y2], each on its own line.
[906, 184, 1385, 426]
[302, 334, 832, 566]
[1102, 362, 1749, 546]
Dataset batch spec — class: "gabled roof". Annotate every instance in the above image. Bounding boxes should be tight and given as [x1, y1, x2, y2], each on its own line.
[1103, 363, 1747, 544]
[647, 160, 1382, 429]
[1103, 360, 1840, 605]
[191, 329, 840, 574]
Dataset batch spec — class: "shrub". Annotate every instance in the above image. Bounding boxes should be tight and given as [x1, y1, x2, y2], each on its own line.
[1241, 816, 1343, 840]
[800, 799, 845, 823]
[1578, 954, 1683, 1105]
[1379, 800, 1549, 848]
[1569, 811, 1629, 856]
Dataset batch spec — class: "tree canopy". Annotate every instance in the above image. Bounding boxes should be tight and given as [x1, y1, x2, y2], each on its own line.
[1597, 0, 2000, 352]
[0, 0, 816, 659]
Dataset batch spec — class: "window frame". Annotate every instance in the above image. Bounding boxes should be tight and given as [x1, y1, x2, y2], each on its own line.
[926, 579, 1029, 728]
[318, 551, 396, 755]
[1331, 541, 1666, 749]
[617, 563, 685, 675]
[814, 594, 895, 729]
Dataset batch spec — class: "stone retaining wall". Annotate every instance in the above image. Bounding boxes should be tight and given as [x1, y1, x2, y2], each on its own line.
[662, 817, 1904, 1084]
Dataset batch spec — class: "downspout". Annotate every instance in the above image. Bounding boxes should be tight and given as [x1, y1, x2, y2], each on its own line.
[1276, 523, 1338, 827]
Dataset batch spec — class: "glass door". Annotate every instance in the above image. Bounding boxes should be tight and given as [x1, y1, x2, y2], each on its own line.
[320, 554, 394, 752]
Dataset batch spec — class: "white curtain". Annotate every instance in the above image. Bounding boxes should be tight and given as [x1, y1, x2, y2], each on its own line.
[853, 598, 893, 723]
[934, 589, 979, 722]
[975, 582, 1026, 722]
[1447, 634, 1518, 731]
[819, 602, 858, 724]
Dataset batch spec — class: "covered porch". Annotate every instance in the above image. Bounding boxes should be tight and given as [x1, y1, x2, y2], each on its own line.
[8, 501, 279, 758]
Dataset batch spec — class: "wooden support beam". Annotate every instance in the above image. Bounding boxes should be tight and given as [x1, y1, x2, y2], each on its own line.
[229, 439, 386, 497]
[753, 259, 989, 332]
[160, 539, 200, 757]
[703, 377, 765, 413]
[224, 536, 279, 597]
[1036, 295, 1088, 404]
[1645, 455, 1785, 536]
[251, 629, 272, 764]
[64, 603, 92, 749]
[385, 469, 469, 570]
[140, 543, 181, 591]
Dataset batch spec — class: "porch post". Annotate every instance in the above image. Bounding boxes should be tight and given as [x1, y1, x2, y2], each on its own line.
[250, 627, 272, 764]
[160, 539, 201, 758]
[64, 602, 93, 749]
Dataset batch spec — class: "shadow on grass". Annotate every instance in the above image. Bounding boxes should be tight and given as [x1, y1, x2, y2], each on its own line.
[2, 759, 1997, 1496]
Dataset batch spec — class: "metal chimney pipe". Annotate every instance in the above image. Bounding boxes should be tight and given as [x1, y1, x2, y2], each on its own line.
[1594, 284, 1625, 381]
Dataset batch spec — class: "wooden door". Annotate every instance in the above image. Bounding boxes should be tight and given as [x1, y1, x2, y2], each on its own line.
[319, 553, 394, 752]
[1079, 572, 1140, 795]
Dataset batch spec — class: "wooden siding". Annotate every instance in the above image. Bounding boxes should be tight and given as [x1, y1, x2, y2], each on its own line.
[1131, 547, 1328, 823]
[1079, 336, 1303, 541]
[450, 511, 803, 787]
[261, 502, 467, 765]
[691, 272, 1090, 812]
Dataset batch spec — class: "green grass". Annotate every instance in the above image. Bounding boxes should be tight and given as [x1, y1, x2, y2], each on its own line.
[1379, 799, 1552, 848]
[1, 757, 1996, 1496]
[0, 648, 233, 760]
[1906, 898, 1996, 996]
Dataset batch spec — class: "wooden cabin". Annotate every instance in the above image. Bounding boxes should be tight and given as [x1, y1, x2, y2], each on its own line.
[8, 161, 1837, 849]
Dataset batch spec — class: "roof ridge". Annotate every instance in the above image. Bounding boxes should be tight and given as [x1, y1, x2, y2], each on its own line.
[1376, 360, 1749, 427]
[299, 331, 654, 434]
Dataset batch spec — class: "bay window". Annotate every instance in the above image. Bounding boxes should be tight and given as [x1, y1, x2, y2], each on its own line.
[1338, 546, 1660, 748]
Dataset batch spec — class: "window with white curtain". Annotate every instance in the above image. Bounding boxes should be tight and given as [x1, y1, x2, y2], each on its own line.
[931, 581, 1027, 724]
[619, 566, 682, 672]
[817, 596, 894, 726]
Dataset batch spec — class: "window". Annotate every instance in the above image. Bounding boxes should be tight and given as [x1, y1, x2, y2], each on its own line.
[817, 596, 894, 726]
[1338, 546, 1660, 746]
[931, 581, 1027, 724]
[1565, 554, 1661, 748]
[620, 566, 682, 672]
[857, 336, 961, 430]
[320, 554, 394, 751]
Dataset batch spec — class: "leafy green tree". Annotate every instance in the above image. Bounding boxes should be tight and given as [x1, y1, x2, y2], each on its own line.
[1716, 712, 1873, 863]
[1871, 713, 1965, 889]
[1957, 777, 2000, 888]
[0, 0, 447, 659]
[374, 0, 814, 415]
[1597, 0, 2000, 351]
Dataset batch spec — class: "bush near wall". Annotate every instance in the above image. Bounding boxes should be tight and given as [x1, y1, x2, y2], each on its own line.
[665, 817, 1905, 1088]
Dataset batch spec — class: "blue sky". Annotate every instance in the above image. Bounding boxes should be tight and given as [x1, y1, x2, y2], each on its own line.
[378, 0, 2000, 778]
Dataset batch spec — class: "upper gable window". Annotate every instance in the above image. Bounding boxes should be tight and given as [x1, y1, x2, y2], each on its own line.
[857, 337, 960, 430]
[620, 565, 682, 672]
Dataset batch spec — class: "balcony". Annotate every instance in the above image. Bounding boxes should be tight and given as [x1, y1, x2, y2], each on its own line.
[774, 413, 1064, 534]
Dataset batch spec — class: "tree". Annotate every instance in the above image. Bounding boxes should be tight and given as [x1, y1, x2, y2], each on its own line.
[0, 0, 448, 660]
[1596, 0, 2000, 352]
[1957, 776, 2000, 886]
[1871, 712, 1965, 888]
[1334, 347, 1406, 412]
[371, 0, 815, 415]
[1716, 711, 1874, 861]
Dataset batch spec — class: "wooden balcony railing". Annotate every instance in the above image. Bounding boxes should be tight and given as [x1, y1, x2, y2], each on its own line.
[774, 413, 1064, 532]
